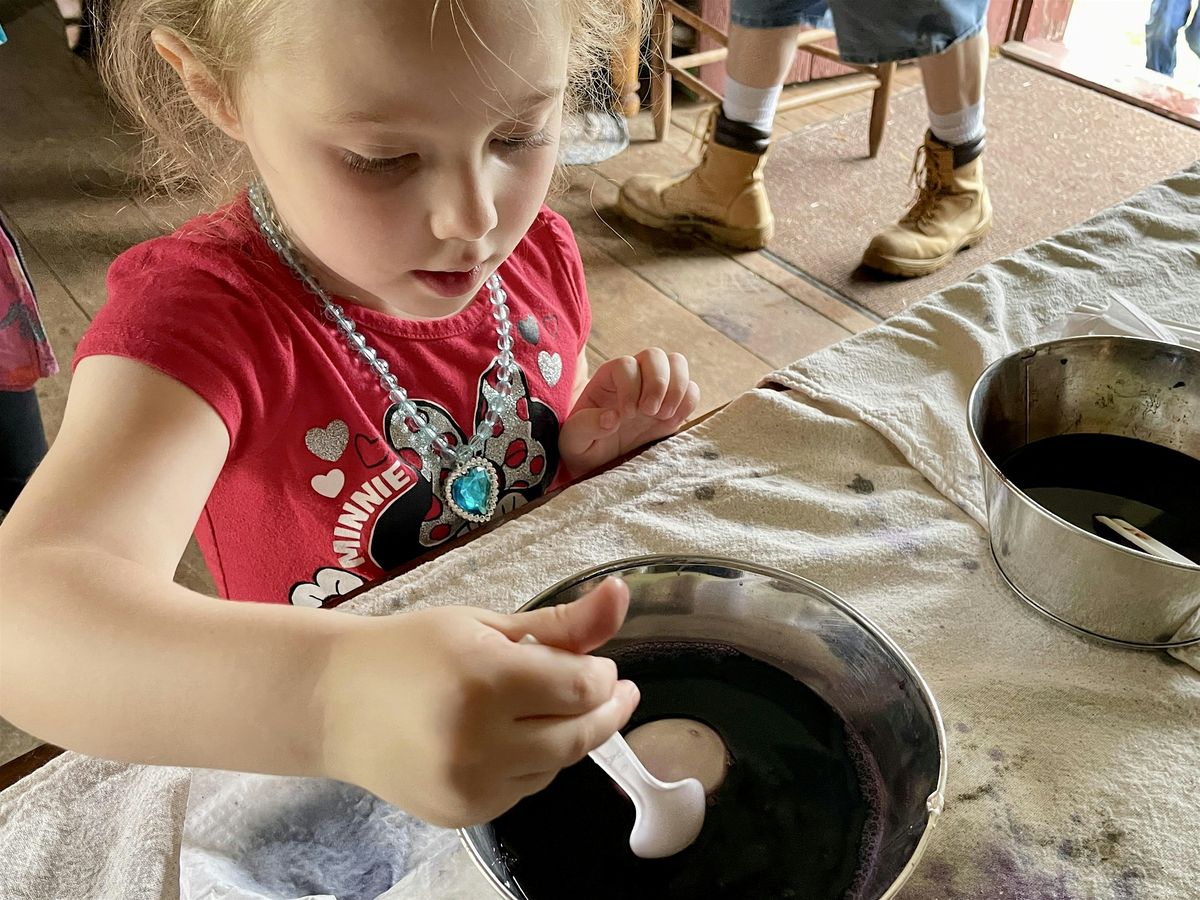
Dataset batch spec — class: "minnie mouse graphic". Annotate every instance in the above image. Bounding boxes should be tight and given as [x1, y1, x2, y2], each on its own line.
[366, 359, 560, 571]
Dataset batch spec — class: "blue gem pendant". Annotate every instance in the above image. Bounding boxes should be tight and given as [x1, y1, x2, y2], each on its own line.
[445, 457, 500, 523]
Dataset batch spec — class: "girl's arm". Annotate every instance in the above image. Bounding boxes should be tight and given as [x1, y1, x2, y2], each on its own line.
[0, 356, 639, 825]
[0, 356, 340, 777]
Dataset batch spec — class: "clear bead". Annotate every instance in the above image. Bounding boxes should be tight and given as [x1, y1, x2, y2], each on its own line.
[338, 317, 355, 333]
[498, 334, 513, 352]
[496, 381, 513, 398]
[499, 349, 514, 368]
[359, 346, 376, 363]
[348, 332, 367, 350]
[380, 373, 398, 391]
[483, 409, 501, 427]
[492, 304, 508, 321]
[373, 359, 389, 376]
[420, 425, 440, 444]
[388, 388, 407, 405]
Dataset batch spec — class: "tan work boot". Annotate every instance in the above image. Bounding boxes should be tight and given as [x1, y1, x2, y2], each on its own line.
[862, 131, 992, 278]
[618, 116, 774, 250]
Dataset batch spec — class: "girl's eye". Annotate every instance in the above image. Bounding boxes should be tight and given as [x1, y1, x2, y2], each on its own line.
[343, 151, 416, 175]
[495, 129, 554, 152]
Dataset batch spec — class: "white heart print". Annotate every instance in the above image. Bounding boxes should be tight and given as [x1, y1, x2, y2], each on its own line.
[538, 350, 562, 387]
[310, 468, 345, 498]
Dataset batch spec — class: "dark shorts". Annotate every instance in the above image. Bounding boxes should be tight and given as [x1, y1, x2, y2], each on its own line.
[729, 0, 989, 64]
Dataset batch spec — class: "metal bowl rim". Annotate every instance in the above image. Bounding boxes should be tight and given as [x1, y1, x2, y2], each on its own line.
[966, 335, 1200, 572]
[458, 553, 949, 900]
[986, 546, 1200, 649]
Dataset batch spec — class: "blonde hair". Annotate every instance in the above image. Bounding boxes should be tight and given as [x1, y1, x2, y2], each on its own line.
[100, 0, 648, 204]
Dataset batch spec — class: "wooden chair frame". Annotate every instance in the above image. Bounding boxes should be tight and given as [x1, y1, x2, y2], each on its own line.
[647, 1, 896, 157]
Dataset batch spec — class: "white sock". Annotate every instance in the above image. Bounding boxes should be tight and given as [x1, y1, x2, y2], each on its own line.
[722, 77, 783, 132]
[927, 99, 985, 146]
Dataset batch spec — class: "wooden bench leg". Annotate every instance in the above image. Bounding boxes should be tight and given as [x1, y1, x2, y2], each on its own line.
[650, 2, 673, 142]
[613, 0, 643, 119]
[868, 61, 895, 158]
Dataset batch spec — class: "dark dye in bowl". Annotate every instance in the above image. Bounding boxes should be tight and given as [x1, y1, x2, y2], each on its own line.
[483, 641, 884, 899]
[1002, 433, 1200, 563]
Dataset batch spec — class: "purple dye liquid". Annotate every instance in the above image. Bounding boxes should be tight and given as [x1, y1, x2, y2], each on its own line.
[485, 641, 885, 899]
[1002, 433, 1200, 562]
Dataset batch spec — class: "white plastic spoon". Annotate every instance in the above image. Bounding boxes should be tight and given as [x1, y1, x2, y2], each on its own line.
[587, 729, 707, 858]
[520, 635, 707, 858]
[1095, 515, 1196, 566]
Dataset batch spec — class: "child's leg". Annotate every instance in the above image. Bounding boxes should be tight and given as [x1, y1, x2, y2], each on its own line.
[723, 23, 804, 133]
[920, 29, 988, 150]
[618, 1, 826, 250]
[861, 21, 993, 279]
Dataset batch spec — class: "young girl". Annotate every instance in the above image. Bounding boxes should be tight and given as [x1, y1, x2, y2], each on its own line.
[0, 0, 699, 828]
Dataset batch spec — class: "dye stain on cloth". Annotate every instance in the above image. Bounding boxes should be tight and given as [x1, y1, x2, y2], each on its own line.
[486, 642, 883, 899]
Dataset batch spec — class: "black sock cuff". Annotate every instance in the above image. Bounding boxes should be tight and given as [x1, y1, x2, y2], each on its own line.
[713, 111, 771, 154]
[951, 132, 986, 167]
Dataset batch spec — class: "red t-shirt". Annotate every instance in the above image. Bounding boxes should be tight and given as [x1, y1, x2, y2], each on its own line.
[75, 196, 590, 605]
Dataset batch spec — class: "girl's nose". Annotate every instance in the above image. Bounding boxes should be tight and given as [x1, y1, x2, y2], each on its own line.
[429, 162, 499, 243]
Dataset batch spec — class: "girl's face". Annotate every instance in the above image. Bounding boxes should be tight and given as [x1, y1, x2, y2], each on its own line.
[235, 0, 570, 319]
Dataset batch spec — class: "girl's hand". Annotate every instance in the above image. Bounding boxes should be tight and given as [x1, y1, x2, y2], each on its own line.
[559, 349, 700, 476]
[318, 577, 640, 827]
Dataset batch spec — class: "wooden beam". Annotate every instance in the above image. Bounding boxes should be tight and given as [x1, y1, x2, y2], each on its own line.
[775, 72, 881, 111]
[668, 64, 723, 103]
[794, 28, 837, 47]
[671, 47, 729, 70]
[802, 43, 874, 72]
[665, 1, 728, 45]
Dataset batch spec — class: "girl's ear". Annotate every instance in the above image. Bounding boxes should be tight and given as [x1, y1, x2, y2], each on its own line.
[151, 27, 245, 142]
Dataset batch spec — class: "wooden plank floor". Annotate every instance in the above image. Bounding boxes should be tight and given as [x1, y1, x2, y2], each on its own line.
[1, 0, 922, 595]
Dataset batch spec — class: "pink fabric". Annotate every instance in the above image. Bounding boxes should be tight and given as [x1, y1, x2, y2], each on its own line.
[0, 214, 58, 390]
[75, 195, 590, 605]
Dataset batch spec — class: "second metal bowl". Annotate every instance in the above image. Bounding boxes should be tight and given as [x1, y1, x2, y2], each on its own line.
[968, 336, 1200, 648]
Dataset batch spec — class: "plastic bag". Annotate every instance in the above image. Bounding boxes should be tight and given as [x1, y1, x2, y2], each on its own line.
[558, 109, 630, 166]
[180, 769, 459, 900]
[1046, 292, 1200, 349]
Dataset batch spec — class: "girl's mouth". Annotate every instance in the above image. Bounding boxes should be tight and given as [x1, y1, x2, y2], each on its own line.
[411, 266, 483, 298]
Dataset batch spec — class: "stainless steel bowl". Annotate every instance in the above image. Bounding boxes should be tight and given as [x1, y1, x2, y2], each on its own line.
[968, 336, 1200, 648]
[460, 555, 947, 900]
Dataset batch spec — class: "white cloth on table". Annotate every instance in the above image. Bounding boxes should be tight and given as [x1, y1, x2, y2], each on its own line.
[765, 162, 1200, 667]
[372, 385, 1200, 900]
